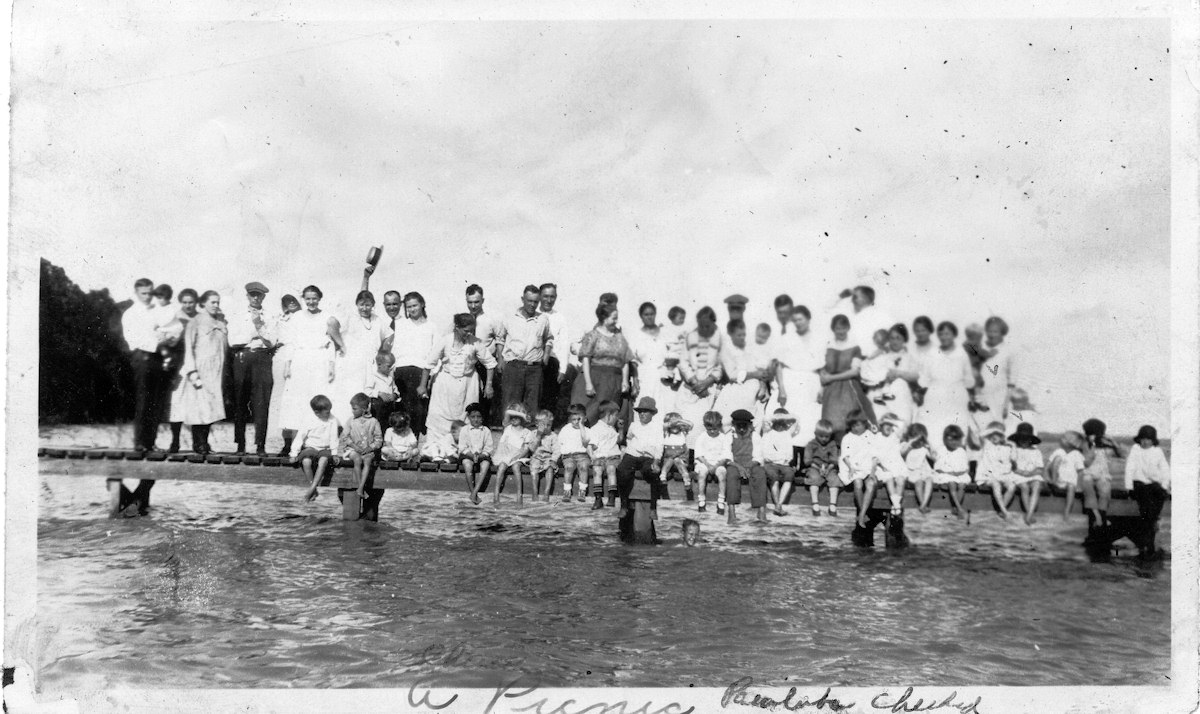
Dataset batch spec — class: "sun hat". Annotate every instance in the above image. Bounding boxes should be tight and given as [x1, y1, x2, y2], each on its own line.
[730, 408, 755, 424]
[504, 404, 530, 423]
[1082, 418, 1107, 439]
[633, 397, 659, 414]
[981, 421, 1006, 439]
[769, 408, 796, 425]
[665, 413, 694, 432]
[1007, 422, 1042, 445]
[1135, 425, 1159, 446]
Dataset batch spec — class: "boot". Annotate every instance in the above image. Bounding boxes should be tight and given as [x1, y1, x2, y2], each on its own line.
[591, 495, 604, 510]
[190, 426, 208, 454]
[168, 423, 182, 453]
[606, 490, 617, 508]
[279, 435, 294, 457]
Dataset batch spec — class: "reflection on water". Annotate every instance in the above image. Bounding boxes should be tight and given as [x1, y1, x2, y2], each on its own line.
[37, 477, 1170, 692]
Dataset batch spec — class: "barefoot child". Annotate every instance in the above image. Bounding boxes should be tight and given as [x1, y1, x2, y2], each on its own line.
[1080, 418, 1121, 528]
[421, 420, 462, 465]
[458, 403, 493, 504]
[932, 425, 970, 518]
[340, 393, 383, 501]
[1049, 432, 1085, 520]
[493, 404, 535, 504]
[839, 410, 876, 527]
[975, 421, 1015, 519]
[803, 419, 840, 517]
[690, 410, 732, 513]
[1008, 422, 1045, 524]
[588, 401, 623, 507]
[727, 409, 769, 524]
[762, 408, 798, 516]
[871, 413, 909, 517]
[381, 412, 418, 462]
[289, 394, 341, 503]
[529, 410, 561, 502]
[558, 403, 593, 505]
[659, 412, 692, 488]
[902, 423, 935, 513]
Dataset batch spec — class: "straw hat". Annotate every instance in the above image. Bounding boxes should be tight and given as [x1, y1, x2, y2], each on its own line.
[504, 404, 530, 423]
[769, 408, 796, 426]
[980, 421, 1006, 439]
[665, 413, 694, 432]
[1007, 422, 1041, 445]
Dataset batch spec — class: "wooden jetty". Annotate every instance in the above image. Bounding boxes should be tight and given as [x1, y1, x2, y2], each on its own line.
[37, 448, 1168, 557]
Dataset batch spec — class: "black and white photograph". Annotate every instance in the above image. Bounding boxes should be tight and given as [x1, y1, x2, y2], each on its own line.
[6, 2, 1198, 712]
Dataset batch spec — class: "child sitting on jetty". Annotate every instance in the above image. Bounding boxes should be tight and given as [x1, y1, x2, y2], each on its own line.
[1125, 424, 1170, 523]
[493, 403, 534, 504]
[903, 423, 935, 514]
[381, 412, 418, 462]
[727, 409, 768, 525]
[762, 408, 798, 516]
[659, 412, 692, 487]
[1048, 431, 1085, 520]
[1081, 418, 1121, 528]
[340, 393, 382, 502]
[529, 410, 561, 503]
[589, 400, 623, 507]
[839, 410, 875, 526]
[363, 351, 399, 428]
[975, 421, 1015, 519]
[420, 419, 461, 465]
[290, 394, 341, 503]
[1008, 422, 1045, 524]
[804, 419, 840, 517]
[870, 413, 909, 518]
[558, 403, 592, 505]
[932, 425, 970, 518]
[458, 403, 493, 504]
[690, 410, 732, 513]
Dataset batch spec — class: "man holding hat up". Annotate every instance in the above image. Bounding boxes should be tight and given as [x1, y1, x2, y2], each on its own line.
[227, 281, 275, 455]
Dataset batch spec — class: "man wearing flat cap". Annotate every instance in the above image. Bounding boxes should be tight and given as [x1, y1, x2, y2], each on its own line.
[227, 281, 276, 455]
[724, 294, 748, 323]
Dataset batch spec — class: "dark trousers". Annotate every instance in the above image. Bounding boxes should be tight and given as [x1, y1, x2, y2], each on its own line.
[231, 349, 274, 450]
[541, 358, 577, 428]
[1133, 482, 1167, 522]
[476, 359, 501, 428]
[393, 365, 428, 435]
[616, 454, 659, 511]
[726, 462, 768, 507]
[130, 350, 166, 450]
[501, 361, 542, 422]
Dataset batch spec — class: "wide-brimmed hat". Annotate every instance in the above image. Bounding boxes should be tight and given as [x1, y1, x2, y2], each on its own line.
[633, 397, 658, 414]
[665, 413, 694, 432]
[1082, 418, 1107, 439]
[504, 405, 530, 423]
[769, 408, 796, 425]
[730, 408, 755, 424]
[878, 412, 904, 428]
[1135, 425, 1159, 445]
[981, 421, 1006, 439]
[1007, 422, 1042, 445]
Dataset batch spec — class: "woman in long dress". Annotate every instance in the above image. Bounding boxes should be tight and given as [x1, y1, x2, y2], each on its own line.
[181, 290, 228, 454]
[917, 321, 975, 457]
[908, 315, 936, 408]
[166, 288, 198, 452]
[628, 302, 678, 422]
[713, 319, 771, 428]
[978, 316, 1017, 419]
[278, 285, 338, 455]
[676, 306, 725, 445]
[571, 303, 632, 426]
[819, 313, 875, 437]
[878, 323, 919, 426]
[331, 290, 386, 424]
[420, 312, 497, 443]
[767, 305, 825, 436]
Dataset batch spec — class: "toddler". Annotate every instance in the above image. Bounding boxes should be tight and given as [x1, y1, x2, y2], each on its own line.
[364, 351, 400, 428]
[458, 403, 494, 505]
[381, 412, 418, 462]
[975, 421, 1015, 519]
[663, 306, 689, 384]
[859, 329, 894, 407]
[932, 425, 970, 518]
[290, 394, 342, 503]
[962, 323, 997, 410]
[1007, 422, 1045, 524]
[839, 410, 875, 526]
[1125, 424, 1170, 523]
[558, 403, 593, 505]
[762, 408, 798, 516]
[529, 410, 561, 503]
[690, 410, 732, 513]
[152, 284, 184, 370]
[871, 414, 909, 517]
[659, 412, 692, 486]
[588, 400, 623, 507]
[492, 403, 535, 504]
[340, 393, 383, 501]
[902, 423, 935, 514]
[803, 419, 841, 517]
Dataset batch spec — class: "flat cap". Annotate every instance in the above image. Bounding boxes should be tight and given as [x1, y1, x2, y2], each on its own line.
[245, 281, 269, 294]
[724, 294, 749, 306]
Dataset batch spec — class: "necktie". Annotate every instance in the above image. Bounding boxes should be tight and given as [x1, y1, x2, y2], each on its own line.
[390, 318, 396, 331]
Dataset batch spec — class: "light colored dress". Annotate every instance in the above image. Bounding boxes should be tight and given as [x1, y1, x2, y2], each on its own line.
[425, 335, 497, 443]
[976, 441, 1015, 485]
[878, 348, 916, 426]
[767, 329, 824, 441]
[979, 341, 1017, 419]
[917, 345, 974, 457]
[332, 311, 386, 424]
[167, 309, 195, 423]
[629, 327, 677, 420]
[676, 329, 724, 446]
[905, 446, 934, 482]
[714, 342, 764, 427]
[278, 310, 335, 430]
[180, 312, 228, 426]
[1011, 446, 1045, 485]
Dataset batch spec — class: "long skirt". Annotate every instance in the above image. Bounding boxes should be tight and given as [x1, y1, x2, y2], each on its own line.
[279, 348, 333, 430]
[182, 353, 227, 426]
[427, 371, 479, 444]
[918, 384, 970, 458]
[571, 364, 625, 427]
[167, 370, 189, 423]
[821, 378, 876, 438]
[713, 379, 764, 430]
[675, 383, 720, 448]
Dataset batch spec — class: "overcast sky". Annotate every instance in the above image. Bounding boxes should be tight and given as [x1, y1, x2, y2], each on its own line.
[13, 9, 1171, 435]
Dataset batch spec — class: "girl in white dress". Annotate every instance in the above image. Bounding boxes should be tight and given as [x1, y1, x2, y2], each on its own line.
[278, 286, 338, 455]
[331, 290, 386, 424]
[421, 313, 497, 444]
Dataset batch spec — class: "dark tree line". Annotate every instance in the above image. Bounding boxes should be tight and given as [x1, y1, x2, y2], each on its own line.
[40, 258, 135, 423]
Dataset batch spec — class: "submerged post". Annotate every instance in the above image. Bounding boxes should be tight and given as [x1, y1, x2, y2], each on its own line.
[618, 473, 657, 545]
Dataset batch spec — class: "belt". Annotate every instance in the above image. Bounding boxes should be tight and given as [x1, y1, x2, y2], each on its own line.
[510, 360, 541, 367]
[233, 346, 270, 353]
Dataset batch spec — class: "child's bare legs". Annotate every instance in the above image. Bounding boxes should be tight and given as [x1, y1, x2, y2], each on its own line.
[1096, 479, 1112, 525]
[829, 483, 841, 516]
[694, 463, 709, 508]
[768, 475, 783, 515]
[884, 476, 904, 514]
[347, 452, 364, 499]
[948, 483, 965, 518]
[470, 460, 490, 504]
[856, 477, 873, 527]
[461, 457, 476, 496]
[1063, 484, 1076, 520]
[305, 456, 330, 502]
[300, 456, 317, 501]
[715, 465, 728, 513]
[990, 481, 1010, 519]
[1024, 481, 1041, 525]
[605, 462, 618, 502]
[493, 463, 508, 503]
[778, 476, 794, 513]
[561, 462, 576, 503]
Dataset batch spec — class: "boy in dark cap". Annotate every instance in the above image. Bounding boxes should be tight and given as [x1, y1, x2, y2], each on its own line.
[726, 408, 768, 524]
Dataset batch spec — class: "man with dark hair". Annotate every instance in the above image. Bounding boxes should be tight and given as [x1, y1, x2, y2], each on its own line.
[849, 284, 893, 354]
[495, 285, 553, 419]
[466, 283, 503, 427]
[121, 278, 168, 452]
[227, 281, 276, 455]
[538, 282, 572, 426]
[773, 294, 794, 336]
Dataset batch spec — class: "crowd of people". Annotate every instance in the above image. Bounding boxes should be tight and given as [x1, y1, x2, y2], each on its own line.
[119, 271, 1171, 527]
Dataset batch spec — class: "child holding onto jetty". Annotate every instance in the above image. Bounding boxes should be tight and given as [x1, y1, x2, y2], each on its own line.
[870, 413, 909, 517]
[290, 394, 341, 503]
[690, 410, 732, 513]
[1007, 422, 1045, 524]
[659, 412, 692, 487]
[975, 421, 1015, 519]
[804, 419, 841, 517]
[903, 423, 936, 514]
[381, 411, 418, 462]
[1125, 424, 1170, 523]
[493, 403, 535, 504]
[762, 408, 798, 516]
[529, 410, 561, 503]
[558, 403, 592, 505]
[589, 400, 623, 507]
[458, 403, 493, 504]
[932, 425, 970, 518]
[839, 410, 875, 527]
[340, 393, 382, 501]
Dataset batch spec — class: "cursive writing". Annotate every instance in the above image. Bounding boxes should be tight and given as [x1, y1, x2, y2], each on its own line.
[407, 675, 458, 711]
[721, 676, 854, 712]
[871, 687, 982, 714]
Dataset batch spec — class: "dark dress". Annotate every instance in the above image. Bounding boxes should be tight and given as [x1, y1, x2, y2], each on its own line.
[820, 343, 876, 436]
[571, 328, 631, 426]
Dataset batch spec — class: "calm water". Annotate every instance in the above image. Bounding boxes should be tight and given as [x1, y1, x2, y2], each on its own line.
[36, 472, 1170, 694]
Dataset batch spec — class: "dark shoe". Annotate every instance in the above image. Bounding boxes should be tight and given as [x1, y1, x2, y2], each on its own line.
[167, 443, 180, 454]
[591, 497, 604, 510]
[659, 486, 670, 501]
[606, 493, 616, 507]
[234, 445, 246, 456]
[256, 448, 268, 457]
[685, 488, 695, 502]
[716, 505, 726, 515]
[698, 504, 707, 513]
[278, 447, 290, 457]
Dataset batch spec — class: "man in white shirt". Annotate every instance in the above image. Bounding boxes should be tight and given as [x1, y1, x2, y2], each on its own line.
[615, 397, 664, 518]
[847, 285, 895, 354]
[120, 278, 168, 452]
[494, 285, 553, 421]
[537, 282, 573, 427]
[227, 281, 276, 455]
[466, 283, 502, 427]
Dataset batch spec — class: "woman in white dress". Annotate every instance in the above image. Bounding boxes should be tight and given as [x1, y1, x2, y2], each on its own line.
[166, 288, 198, 452]
[767, 305, 825, 436]
[180, 291, 229, 454]
[908, 316, 936, 408]
[420, 313, 497, 443]
[628, 302, 677, 424]
[879, 323, 919, 426]
[277, 285, 338, 456]
[713, 319, 771, 428]
[676, 306, 725, 446]
[978, 316, 1017, 420]
[331, 290, 386, 424]
[917, 321, 975, 457]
